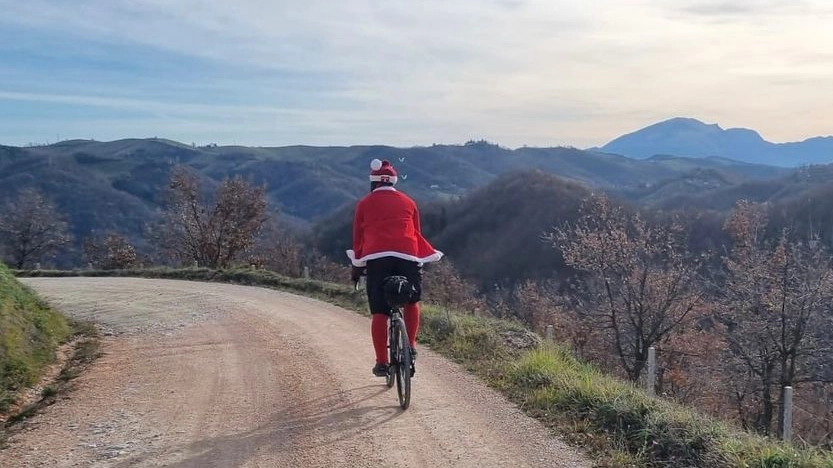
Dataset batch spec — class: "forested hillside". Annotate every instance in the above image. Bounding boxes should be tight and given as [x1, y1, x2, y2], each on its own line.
[315, 164, 833, 289]
[0, 138, 790, 267]
[5, 137, 833, 281]
[314, 170, 592, 288]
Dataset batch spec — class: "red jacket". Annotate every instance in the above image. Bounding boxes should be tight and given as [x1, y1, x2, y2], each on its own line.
[347, 187, 443, 267]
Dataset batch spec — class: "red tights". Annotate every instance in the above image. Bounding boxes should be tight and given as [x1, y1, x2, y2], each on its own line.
[372, 303, 420, 364]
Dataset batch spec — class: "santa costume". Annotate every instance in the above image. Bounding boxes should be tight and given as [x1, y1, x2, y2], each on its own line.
[347, 158, 443, 377]
[347, 159, 443, 267]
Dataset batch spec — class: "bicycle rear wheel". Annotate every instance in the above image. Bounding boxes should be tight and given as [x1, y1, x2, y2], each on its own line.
[392, 317, 412, 409]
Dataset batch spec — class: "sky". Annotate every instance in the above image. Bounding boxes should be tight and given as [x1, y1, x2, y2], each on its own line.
[1, 0, 832, 148]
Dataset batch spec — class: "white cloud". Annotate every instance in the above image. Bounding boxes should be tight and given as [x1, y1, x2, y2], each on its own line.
[1, 0, 832, 146]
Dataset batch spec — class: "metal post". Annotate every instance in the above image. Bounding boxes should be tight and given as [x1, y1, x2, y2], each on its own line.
[303, 266, 310, 279]
[545, 324, 554, 342]
[647, 346, 656, 396]
[783, 386, 793, 441]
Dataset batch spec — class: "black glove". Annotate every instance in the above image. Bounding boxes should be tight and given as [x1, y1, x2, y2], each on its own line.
[350, 266, 366, 283]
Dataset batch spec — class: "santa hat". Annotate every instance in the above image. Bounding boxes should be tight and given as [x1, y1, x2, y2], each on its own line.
[369, 159, 398, 185]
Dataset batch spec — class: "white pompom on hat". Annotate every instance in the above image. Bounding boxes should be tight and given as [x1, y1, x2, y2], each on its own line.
[369, 159, 398, 185]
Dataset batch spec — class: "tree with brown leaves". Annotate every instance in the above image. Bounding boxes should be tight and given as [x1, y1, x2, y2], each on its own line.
[153, 167, 269, 269]
[248, 219, 304, 276]
[83, 232, 139, 270]
[511, 279, 606, 363]
[0, 188, 72, 269]
[422, 259, 483, 317]
[248, 220, 349, 283]
[548, 194, 704, 382]
[717, 200, 833, 436]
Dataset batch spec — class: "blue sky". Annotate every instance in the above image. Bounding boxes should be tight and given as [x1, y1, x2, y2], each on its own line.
[1, 0, 832, 148]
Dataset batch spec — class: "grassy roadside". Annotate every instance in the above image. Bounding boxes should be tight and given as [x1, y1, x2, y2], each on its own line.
[0, 263, 71, 414]
[14, 267, 833, 467]
[3, 321, 100, 427]
[1, 262, 100, 443]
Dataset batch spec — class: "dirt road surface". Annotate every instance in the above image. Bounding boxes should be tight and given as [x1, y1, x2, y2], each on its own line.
[2, 277, 590, 468]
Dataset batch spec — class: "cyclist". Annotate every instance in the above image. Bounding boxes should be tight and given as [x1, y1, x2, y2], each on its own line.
[347, 158, 443, 377]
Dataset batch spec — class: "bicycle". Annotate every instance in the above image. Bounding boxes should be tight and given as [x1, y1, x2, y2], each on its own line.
[355, 274, 415, 410]
[386, 291, 413, 409]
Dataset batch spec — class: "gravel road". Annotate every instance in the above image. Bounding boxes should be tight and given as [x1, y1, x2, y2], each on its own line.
[1, 277, 590, 468]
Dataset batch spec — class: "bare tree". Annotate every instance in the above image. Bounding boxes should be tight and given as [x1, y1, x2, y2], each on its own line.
[247, 220, 349, 283]
[153, 167, 269, 269]
[83, 232, 139, 270]
[511, 279, 604, 359]
[249, 219, 305, 276]
[548, 194, 704, 382]
[0, 188, 72, 269]
[717, 200, 833, 435]
[303, 250, 350, 283]
[422, 260, 483, 317]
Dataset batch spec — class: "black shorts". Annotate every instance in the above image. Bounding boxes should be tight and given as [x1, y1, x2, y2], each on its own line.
[366, 257, 422, 315]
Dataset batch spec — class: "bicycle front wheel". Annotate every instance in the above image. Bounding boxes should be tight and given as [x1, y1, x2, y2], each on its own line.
[393, 317, 412, 409]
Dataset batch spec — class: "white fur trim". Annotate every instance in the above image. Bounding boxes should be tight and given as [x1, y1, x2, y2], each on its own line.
[370, 159, 383, 171]
[369, 174, 398, 184]
[346, 249, 444, 267]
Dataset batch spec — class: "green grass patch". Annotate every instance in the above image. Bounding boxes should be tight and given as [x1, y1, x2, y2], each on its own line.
[0, 262, 70, 413]
[13, 266, 833, 467]
[499, 345, 833, 467]
[3, 319, 100, 430]
[418, 305, 539, 378]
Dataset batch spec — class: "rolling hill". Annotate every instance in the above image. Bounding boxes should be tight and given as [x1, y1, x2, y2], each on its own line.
[315, 163, 833, 288]
[0, 136, 805, 268]
[312, 170, 592, 289]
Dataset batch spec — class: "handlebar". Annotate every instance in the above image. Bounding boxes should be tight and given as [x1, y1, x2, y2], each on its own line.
[352, 266, 367, 291]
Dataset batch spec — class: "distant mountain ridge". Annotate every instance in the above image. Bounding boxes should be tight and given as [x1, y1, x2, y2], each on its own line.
[599, 117, 833, 167]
